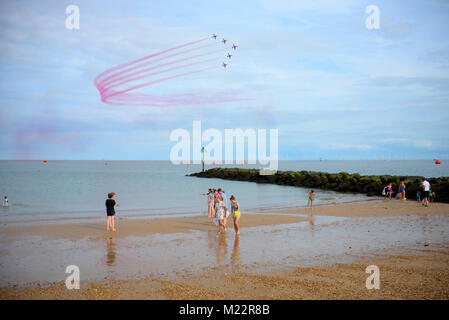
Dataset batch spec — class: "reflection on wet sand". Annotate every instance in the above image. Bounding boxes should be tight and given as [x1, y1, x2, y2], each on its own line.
[231, 235, 241, 272]
[216, 233, 227, 265]
[106, 237, 116, 266]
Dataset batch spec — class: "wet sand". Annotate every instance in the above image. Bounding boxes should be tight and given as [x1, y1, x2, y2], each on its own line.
[0, 199, 448, 299]
[1, 247, 448, 299]
[2, 214, 310, 241]
[271, 199, 449, 217]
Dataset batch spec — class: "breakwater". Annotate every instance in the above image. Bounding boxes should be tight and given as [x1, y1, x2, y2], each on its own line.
[189, 168, 449, 203]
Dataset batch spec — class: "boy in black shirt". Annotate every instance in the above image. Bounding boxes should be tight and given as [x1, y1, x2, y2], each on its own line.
[106, 192, 120, 231]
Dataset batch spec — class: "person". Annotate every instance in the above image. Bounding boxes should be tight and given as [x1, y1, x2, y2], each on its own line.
[202, 189, 214, 218]
[2, 196, 8, 208]
[218, 189, 229, 226]
[230, 195, 241, 235]
[307, 190, 316, 208]
[214, 189, 220, 218]
[429, 190, 435, 202]
[398, 181, 406, 200]
[416, 190, 421, 202]
[105, 192, 120, 231]
[216, 195, 227, 233]
[421, 178, 430, 207]
[386, 183, 393, 200]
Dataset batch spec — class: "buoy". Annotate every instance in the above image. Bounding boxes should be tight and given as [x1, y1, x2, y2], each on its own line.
[241, 162, 244, 166]
[435, 159, 441, 164]
[213, 162, 216, 166]
[43, 160, 47, 163]
[187, 161, 190, 166]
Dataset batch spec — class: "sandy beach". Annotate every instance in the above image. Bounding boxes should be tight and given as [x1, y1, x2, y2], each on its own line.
[1, 199, 448, 299]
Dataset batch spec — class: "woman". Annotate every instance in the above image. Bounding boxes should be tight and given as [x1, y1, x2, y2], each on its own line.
[230, 195, 241, 235]
[216, 195, 227, 233]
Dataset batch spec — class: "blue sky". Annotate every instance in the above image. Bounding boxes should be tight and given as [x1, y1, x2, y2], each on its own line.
[0, 0, 448, 160]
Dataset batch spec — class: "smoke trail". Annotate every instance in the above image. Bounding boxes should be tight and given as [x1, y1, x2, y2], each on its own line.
[94, 37, 210, 86]
[98, 42, 218, 86]
[94, 36, 242, 106]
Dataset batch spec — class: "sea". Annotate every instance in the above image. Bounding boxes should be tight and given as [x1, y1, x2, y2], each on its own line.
[0, 160, 447, 224]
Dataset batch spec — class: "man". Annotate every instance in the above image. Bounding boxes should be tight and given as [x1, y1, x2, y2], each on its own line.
[421, 178, 431, 207]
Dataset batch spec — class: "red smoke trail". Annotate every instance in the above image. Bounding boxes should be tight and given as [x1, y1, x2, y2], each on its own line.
[103, 67, 215, 100]
[94, 37, 210, 86]
[94, 37, 242, 106]
[98, 50, 223, 92]
[98, 42, 218, 86]
[100, 57, 220, 93]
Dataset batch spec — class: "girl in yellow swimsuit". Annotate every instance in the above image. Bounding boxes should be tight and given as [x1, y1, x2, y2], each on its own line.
[230, 195, 241, 235]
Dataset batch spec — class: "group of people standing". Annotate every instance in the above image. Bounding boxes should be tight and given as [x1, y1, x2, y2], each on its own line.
[203, 188, 241, 234]
[382, 178, 434, 207]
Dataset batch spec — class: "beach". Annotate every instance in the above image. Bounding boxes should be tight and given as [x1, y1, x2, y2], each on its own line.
[1, 199, 448, 299]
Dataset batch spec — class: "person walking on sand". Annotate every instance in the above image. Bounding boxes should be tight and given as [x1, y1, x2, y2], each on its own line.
[307, 190, 316, 208]
[422, 178, 430, 207]
[2, 196, 8, 208]
[230, 195, 241, 235]
[106, 192, 120, 232]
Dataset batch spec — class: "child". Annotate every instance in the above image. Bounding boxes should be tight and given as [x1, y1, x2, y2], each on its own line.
[429, 190, 435, 202]
[2, 196, 8, 208]
[216, 195, 226, 234]
[307, 190, 316, 209]
[398, 181, 406, 200]
[416, 191, 421, 202]
[230, 195, 241, 235]
[105, 192, 120, 232]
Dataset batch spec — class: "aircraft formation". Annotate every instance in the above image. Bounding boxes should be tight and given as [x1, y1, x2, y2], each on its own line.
[212, 34, 237, 68]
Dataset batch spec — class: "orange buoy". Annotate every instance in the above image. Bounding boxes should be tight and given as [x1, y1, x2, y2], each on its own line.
[241, 162, 244, 166]
[213, 162, 216, 166]
[435, 159, 441, 164]
[43, 160, 47, 163]
[187, 161, 190, 166]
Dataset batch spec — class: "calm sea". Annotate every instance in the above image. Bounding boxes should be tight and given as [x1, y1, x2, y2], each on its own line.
[0, 160, 447, 223]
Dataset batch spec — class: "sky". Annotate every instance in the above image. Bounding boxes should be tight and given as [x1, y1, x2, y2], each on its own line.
[0, 0, 448, 160]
